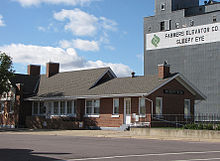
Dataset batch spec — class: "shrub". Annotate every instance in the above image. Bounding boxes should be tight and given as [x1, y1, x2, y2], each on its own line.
[215, 124, 220, 130]
[183, 123, 215, 130]
[203, 124, 214, 130]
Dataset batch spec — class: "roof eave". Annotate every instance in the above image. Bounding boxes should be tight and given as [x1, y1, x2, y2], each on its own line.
[25, 93, 148, 101]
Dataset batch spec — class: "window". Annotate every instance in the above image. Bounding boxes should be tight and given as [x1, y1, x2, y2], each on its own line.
[156, 97, 163, 116]
[33, 102, 38, 115]
[39, 102, 46, 115]
[54, 102, 59, 115]
[175, 22, 180, 29]
[86, 100, 93, 114]
[190, 20, 194, 26]
[113, 99, 119, 115]
[67, 101, 73, 114]
[47, 102, 53, 115]
[165, 20, 171, 31]
[161, 3, 165, 11]
[94, 100, 100, 115]
[85, 100, 100, 115]
[160, 21, 165, 31]
[139, 98, 146, 115]
[184, 99, 191, 118]
[60, 101, 65, 115]
[213, 16, 217, 23]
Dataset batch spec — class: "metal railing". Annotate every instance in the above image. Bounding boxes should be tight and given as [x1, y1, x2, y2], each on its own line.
[151, 114, 220, 128]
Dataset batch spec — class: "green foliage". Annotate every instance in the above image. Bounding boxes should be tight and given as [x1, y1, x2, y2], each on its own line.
[203, 124, 214, 130]
[0, 52, 14, 95]
[183, 123, 216, 130]
[216, 124, 220, 131]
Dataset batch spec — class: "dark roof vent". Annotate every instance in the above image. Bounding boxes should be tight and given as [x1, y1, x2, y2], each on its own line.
[131, 72, 135, 78]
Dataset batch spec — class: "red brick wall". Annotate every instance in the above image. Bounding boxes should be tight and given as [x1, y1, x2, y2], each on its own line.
[26, 116, 83, 129]
[85, 97, 151, 128]
[147, 79, 196, 126]
[84, 98, 124, 127]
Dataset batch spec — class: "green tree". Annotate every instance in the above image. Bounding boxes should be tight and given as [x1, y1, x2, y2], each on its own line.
[0, 52, 14, 95]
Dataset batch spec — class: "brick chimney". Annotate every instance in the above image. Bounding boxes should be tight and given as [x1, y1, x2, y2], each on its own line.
[46, 62, 59, 78]
[27, 65, 41, 76]
[158, 61, 170, 79]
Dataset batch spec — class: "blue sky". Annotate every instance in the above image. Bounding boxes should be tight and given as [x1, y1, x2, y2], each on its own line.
[0, 0, 206, 76]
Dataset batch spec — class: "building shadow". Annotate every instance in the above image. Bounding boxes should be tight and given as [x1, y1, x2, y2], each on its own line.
[0, 148, 70, 161]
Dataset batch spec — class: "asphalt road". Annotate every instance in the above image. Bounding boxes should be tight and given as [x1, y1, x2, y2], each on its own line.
[0, 133, 220, 161]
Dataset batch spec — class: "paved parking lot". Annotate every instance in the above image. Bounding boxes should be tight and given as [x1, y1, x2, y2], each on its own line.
[0, 132, 220, 161]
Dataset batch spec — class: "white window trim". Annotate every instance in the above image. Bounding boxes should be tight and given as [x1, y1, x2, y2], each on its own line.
[111, 115, 120, 118]
[32, 100, 76, 117]
[113, 98, 119, 115]
[184, 99, 191, 118]
[84, 114, 100, 118]
[84, 99, 100, 116]
[139, 98, 146, 118]
[156, 97, 163, 116]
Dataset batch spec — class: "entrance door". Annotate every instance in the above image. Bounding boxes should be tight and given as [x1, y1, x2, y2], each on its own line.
[124, 98, 131, 125]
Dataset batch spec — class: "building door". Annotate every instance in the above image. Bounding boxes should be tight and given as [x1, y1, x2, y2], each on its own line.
[124, 98, 131, 125]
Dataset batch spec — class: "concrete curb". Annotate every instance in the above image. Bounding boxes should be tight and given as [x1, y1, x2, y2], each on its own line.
[1, 128, 220, 142]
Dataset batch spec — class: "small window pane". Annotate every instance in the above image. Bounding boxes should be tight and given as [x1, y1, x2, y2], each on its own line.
[94, 100, 100, 107]
[140, 98, 146, 115]
[175, 22, 180, 29]
[113, 99, 119, 114]
[39, 102, 46, 115]
[190, 20, 194, 26]
[60, 101, 65, 115]
[156, 98, 162, 116]
[184, 99, 191, 118]
[54, 102, 59, 115]
[33, 102, 38, 115]
[86, 101, 92, 114]
[160, 21, 165, 31]
[47, 102, 52, 114]
[161, 3, 165, 10]
[67, 101, 72, 114]
[213, 16, 217, 22]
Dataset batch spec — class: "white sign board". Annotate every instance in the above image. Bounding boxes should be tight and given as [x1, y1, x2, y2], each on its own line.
[146, 22, 220, 51]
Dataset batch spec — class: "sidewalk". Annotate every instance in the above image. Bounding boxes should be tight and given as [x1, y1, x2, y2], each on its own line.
[1, 128, 220, 142]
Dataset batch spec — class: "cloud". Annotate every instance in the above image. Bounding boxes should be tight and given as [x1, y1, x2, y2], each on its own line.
[54, 9, 98, 36]
[0, 44, 132, 77]
[59, 39, 99, 52]
[11, 0, 96, 7]
[0, 15, 5, 27]
[54, 9, 117, 37]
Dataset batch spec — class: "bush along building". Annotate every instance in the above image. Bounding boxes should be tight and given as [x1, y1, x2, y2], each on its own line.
[144, 0, 220, 118]
[0, 62, 205, 129]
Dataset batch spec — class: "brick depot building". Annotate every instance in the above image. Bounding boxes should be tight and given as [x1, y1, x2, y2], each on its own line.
[0, 62, 205, 129]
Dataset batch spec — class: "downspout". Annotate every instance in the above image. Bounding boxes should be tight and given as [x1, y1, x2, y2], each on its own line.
[144, 97, 154, 127]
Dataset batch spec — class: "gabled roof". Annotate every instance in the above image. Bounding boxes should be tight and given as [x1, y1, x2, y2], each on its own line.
[35, 67, 115, 98]
[10, 74, 40, 97]
[25, 67, 206, 101]
[87, 75, 170, 95]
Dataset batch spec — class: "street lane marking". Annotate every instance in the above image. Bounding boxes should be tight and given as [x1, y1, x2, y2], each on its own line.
[175, 158, 220, 161]
[68, 151, 220, 161]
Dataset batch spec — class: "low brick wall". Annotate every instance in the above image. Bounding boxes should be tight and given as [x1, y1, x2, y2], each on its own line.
[26, 116, 84, 130]
[130, 128, 220, 140]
